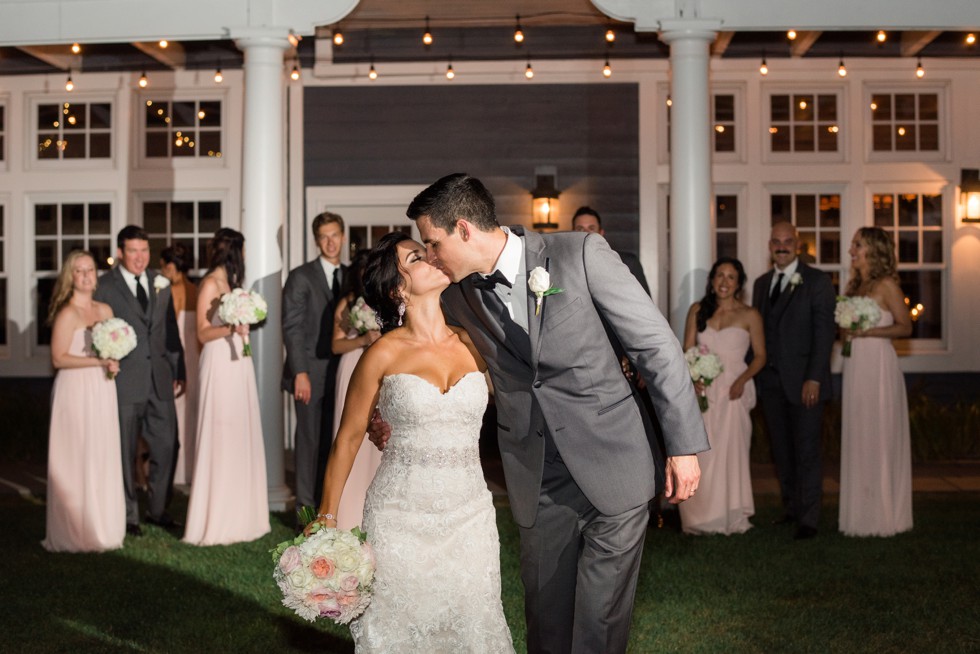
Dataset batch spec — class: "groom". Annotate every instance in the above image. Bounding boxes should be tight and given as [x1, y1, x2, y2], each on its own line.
[398, 173, 708, 653]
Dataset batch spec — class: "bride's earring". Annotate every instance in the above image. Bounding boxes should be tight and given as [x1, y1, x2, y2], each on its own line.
[397, 300, 406, 326]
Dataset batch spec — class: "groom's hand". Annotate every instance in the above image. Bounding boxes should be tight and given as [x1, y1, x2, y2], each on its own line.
[664, 454, 701, 504]
[367, 409, 391, 451]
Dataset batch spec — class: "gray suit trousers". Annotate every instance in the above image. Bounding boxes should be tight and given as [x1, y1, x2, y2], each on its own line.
[118, 393, 177, 524]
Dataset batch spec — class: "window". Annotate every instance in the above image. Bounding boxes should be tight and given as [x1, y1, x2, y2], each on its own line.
[713, 94, 735, 153]
[0, 205, 6, 347]
[144, 99, 222, 158]
[872, 192, 943, 339]
[348, 223, 413, 260]
[870, 92, 940, 153]
[768, 93, 840, 153]
[715, 194, 738, 260]
[0, 104, 5, 162]
[143, 200, 222, 270]
[770, 192, 842, 285]
[36, 101, 112, 160]
[34, 202, 113, 345]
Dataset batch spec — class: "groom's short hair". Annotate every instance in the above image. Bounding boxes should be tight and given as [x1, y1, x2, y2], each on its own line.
[407, 173, 499, 233]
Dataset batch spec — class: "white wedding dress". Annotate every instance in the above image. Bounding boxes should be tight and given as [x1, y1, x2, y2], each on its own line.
[350, 372, 514, 654]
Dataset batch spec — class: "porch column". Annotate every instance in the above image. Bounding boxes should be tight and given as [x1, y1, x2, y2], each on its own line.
[660, 21, 717, 336]
[233, 28, 292, 511]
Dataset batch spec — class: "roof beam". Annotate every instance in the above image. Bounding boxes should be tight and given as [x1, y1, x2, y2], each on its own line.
[15, 45, 74, 70]
[131, 41, 187, 68]
[790, 30, 822, 57]
[711, 31, 734, 56]
[900, 31, 941, 57]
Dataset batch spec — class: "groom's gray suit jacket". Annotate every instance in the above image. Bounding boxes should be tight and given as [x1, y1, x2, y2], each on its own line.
[442, 228, 709, 528]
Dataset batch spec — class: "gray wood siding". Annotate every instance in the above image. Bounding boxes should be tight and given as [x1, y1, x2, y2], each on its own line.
[303, 84, 643, 254]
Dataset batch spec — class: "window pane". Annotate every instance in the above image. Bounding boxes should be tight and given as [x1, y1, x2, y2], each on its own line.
[716, 232, 737, 260]
[0, 280, 6, 345]
[89, 133, 111, 158]
[199, 202, 221, 233]
[798, 231, 817, 263]
[817, 95, 837, 121]
[146, 131, 169, 157]
[871, 94, 891, 121]
[899, 270, 941, 339]
[0, 105, 5, 129]
[89, 203, 111, 235]
[36, 204, 58, 235]
[817, 125, 838, 151]
[819, 195, 841, 228]
[149, 238, 168, 266]
[919, 123, 939, 151]
[897, 230, 918, 262]
[35, 241, 57, 271]
[63, 136, 86, 159]
[37, 278, 56, 345]
[771, 95, 789, 121]
[897, 195, 919, 227]
[63, 103, 86, 129]
[172, 202, 195, 233]
[144, 202, 168, 233]
[716, 195, 737, 229]
[198, 240, 209, 270]
[872, 124, 892, 151]
[793, 95, 814, 121]
[172, 102, 196, 127]
[922, 194, 942, 227]
[349, 226, 368, 255]
[819, 232, 840, 263]
[38, 133, 59, 159]
[146, 102, 169, 128]
[714, 126, 735, 152]
[199, 130, 221, 158]
[795, 195, 816, 227]
[895, 125, 916, 151]
[793, 124, 814, 151]
[198, 101, 221, 127]
[371, 225, 389, 245]
[714, 94, 734, 122]
[770, 126, 790, 152]
[173, 132, 195, 157]
[770, 195, 792, 224]
[918, 93, 938, 121]
[895, 94, 916, 120]
[64, 238, 84, 256]
[922, 231, 942, 264]
[37, 104, 59, 130]
[90, 103, 112, 129]
[89, 240, 112, 270]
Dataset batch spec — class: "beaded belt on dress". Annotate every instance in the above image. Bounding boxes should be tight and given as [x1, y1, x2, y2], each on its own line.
[384, 445, 480, 468]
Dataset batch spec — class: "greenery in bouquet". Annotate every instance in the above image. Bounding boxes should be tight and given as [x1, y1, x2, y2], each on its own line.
[684, 345, 724, 412]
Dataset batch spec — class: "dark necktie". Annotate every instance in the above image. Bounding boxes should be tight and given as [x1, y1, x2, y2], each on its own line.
[331, 268, 340, 298]
[136, 277, 149, 313]
[769, 272, 785, 304]
[471, 270, 512, 291]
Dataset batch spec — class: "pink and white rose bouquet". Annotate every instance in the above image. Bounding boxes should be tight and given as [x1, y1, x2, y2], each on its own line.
[271, 523, 375, 624]
[348, 297, 380, 335]
[834, 295, 881, 357]
[685, 344, 724, 412]
[218, 288, 268, 356]
[90, 317, 137, 379]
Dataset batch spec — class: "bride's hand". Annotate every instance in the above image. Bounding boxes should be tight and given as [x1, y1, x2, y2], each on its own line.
[303, 514, 337, 537]
[367, 409, 391, 451]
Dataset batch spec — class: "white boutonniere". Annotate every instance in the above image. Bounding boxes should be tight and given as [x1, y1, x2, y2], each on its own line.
[788, 272, 803, 290]
[153, 275, 171, 294]
[528, 266, 563, 315]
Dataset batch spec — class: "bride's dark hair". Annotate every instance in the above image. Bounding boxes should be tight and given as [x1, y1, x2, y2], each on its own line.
[364, 231, 413, 333]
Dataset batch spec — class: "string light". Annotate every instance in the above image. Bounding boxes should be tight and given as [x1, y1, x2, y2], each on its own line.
[524, 56, 534, 79]
[602, 58, 612, 78]
[446, 58, 455, 80]
[876, 30, 887, 43]
[138, 71, 148, 88]
[333, 28, 344, 46]
[514, 15, 524, 44]
[967, 33, 976, 46]
[214, 68, 223, 83]
[837, 57, 847, 77]
[605, 28, 615, 43]
[759, 56, 768, 76]
[666, 95, 672, 107]
[290, 63, 301, 81]
[423, 16, 433, 46]
[915, 58, 925, 78]
[787, 30, 797, 40]
[158, 39, 168, 49]
[65, 74, 74, 92]
[368, 60, 378, 80]
[71, 43, 81, 54]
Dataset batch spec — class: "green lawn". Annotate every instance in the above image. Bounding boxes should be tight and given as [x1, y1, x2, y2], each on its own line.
[2, 492, 978, 653]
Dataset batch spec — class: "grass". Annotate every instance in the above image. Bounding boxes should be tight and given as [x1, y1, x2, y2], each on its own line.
[3, 492, 979, 653]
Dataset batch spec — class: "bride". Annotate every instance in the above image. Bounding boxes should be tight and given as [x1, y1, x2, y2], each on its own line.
[307, 232, 514, 653]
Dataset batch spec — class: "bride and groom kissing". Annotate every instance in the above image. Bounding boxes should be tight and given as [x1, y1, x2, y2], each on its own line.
[309, 173, 709, 653]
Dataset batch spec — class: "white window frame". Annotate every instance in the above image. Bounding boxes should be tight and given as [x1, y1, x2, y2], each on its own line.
[864, 83, 949, 163]
[712, 184, 747, 263]
[27, 93, 116, 170]
[762, 85, 847, 164]
[136, 191, 227, 277]
[764, 184, 848, 278]
[658, 84, 745, 164]
[136, 90, 228, 170]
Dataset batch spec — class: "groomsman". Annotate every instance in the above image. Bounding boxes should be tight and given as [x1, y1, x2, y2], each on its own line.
[752, 221, 835, 540]
[282, 212, 346, 522]
[95, 225, 185, 536]
[571, 206, 651, 295]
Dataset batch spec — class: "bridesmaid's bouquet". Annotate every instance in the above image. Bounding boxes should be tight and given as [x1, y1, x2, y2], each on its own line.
[685, 344, 723, 413]
[218, 288, 268, 356]
[90, 317, 137, 379]
[348, 297, 380, 335]
[271, 513, 375, 625]
[834, 295, 882, 357]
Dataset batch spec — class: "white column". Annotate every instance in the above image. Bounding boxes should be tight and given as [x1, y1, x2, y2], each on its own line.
[660, 21, 717, 337]
[233, 28, 292, 511]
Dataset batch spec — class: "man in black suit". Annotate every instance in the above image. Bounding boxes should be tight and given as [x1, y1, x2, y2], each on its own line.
[752, 221, 835, 540]
[282, 212, 346, 521]
[571, 206, 651, 295]
[94, 225, 185, 536]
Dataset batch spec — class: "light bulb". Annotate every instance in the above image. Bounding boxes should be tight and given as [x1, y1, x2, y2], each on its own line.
[876, 30, 887, 43]
[603, 60, 612, 78]
[967, 33, 977, 45]
[787, 30, 797, 40]
[333, 29, 344, 46]
[525, 62, 534, 79]
[159, 40, 168, 49]
[514, 15, 524, 43]
[605, 29, 615, 43]
[138, 72, 148, 88]
[666, 95, 672, 107]
[65, 75, 74, 92]
[423, 17, 433, 46]
[838, 59, 847, 77]
[446, 63, 455, 80]
[368, 64, 378, 80]
[759, 58, 768, 76]
[71, 43, 80, 54]
[214, 68, 223, 83]
[291, 64, 300, 81]
[915, 59, 925, 78]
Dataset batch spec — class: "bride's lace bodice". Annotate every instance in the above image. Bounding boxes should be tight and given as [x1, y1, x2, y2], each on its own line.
[351, 371, 513, 653]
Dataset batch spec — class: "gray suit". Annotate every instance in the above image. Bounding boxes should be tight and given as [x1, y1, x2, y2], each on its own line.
[282, 259, 344, 510]
[752, 262, 835, 530]
[442, 228, 708, 653]
[95, 266, 184, 525]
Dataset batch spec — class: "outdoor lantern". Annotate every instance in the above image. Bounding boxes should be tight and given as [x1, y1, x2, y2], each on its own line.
[961, 169, 980, 222]
[531, 167, 560, 231]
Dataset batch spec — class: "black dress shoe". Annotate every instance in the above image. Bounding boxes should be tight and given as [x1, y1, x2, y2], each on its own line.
[772, 514, 795, 526]
[793, 525, 818, 540]
[126, 523, 143, 537]
[145, 513, 183, 530]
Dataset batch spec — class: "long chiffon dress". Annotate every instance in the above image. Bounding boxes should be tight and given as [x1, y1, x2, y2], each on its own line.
[172, 309, 199, 486]
[335, 332, 383, 532]
[43, 327, 126, 552]
[839, 309, 913, 537]
[678, 326, 756, 535]
[182, 314, 269, 545]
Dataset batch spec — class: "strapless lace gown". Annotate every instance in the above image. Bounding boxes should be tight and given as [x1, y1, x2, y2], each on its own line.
[350, 372, 514, 653]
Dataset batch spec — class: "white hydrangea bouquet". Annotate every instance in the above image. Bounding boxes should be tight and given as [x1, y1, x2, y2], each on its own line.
[271, 518, 375, 625]
[834, 295, 882, 357]
[218, 288, 268, 356]
[348, 297, 380, 335]
[90, 317, 138, 379]
[685, 344, 724, 412]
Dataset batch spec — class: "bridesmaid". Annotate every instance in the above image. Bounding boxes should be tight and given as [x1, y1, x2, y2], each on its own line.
[679, 257, 766, 535]
[330, 249, 382, 530]
[43, 250, 126, 552]
[160, 243, 199, 486]
[183, 228, 269, 545]
[839, 227, 913, 537]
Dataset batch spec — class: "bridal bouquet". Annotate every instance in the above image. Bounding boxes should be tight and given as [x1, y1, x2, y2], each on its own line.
[685, 344, 723, 413]
[834, 295, 881, 357]
[218, 288, 268, 356]
[348, 297, 380, 335]
[90, 317, 137, 379]
[271, 519, 375, 625]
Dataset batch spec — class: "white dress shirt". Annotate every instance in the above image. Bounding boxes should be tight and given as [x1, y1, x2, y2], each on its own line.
[482, 227, 529, 333]
[319, 257, 341, 291]
[119, 266, 149, 299]
[770, 257, 800, 296]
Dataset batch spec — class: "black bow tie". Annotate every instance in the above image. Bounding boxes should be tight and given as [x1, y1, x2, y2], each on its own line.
[471, 270, 512, 291]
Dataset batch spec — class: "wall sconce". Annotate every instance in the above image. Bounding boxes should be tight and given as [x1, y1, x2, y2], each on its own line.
[531, 166, 561, 231]
[962, 169, 980, 222]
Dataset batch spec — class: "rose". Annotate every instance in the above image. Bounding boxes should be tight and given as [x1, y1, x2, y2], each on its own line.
[334, 549, 360, 573]
[310, 556, 336, 579]
[528, 266, 564, 315]
[789, 272, 803, 288]
[278, 546, 302, 574]
[153, 275, 170, 293]
[287, 567, 313, 590]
